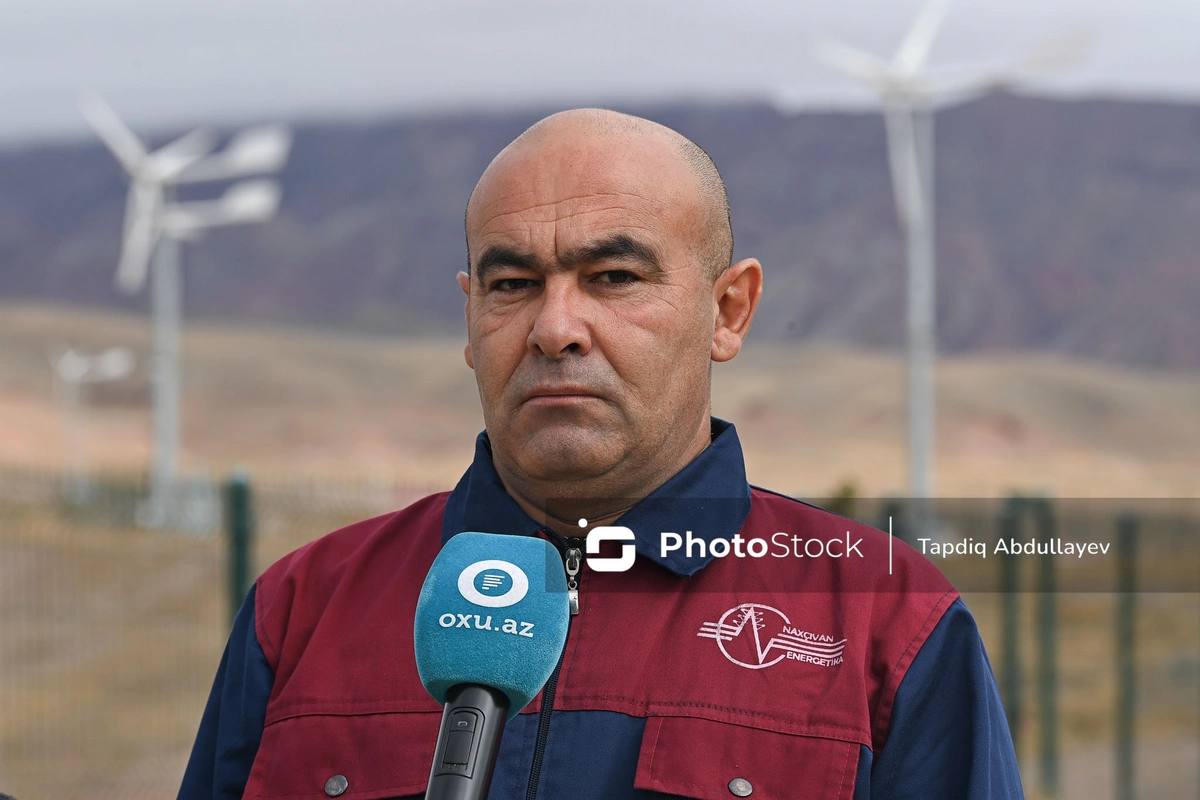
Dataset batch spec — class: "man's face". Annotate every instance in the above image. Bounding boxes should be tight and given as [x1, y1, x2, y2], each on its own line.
[461, 130, 718, 491]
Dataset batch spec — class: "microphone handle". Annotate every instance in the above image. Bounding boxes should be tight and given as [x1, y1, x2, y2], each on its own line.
[424, 684, 509, 800]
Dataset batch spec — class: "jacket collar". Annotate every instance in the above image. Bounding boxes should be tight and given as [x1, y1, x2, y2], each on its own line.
[441, 417, 753, 577]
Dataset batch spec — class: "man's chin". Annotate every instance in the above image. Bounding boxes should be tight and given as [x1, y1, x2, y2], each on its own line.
[507, 425, 624, 482]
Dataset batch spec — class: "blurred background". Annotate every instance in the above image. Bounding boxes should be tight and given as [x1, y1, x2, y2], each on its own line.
[1, 0, 1198, 798]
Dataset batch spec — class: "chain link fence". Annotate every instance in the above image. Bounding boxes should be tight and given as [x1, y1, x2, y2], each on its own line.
[0, 466, 439, 800]
[2, 469, 1197, 799]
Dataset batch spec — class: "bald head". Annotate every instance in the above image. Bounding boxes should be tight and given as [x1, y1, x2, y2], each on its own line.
[466, 109, 734, 281]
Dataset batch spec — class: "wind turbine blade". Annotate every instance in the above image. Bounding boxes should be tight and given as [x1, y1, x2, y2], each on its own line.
[920, 65, 1009, 99]
[120, 184, 140, 248]
[1011, 30, 1095, 76]
[893, 0, 954, 74]
[162, 179, 281, 235]
[92, 347, 136, 381]
[175, 124, 293, 183]
[219, 179, 281, 222]
[770, 86, 809, 117]
[160, 208, 207, 238]
[883, 104, 925, 232]
[883, 106, 912, 226]
[56, 348, 91, 383]
[225, 124, 292, 173]
[918, 31, 1092, 99]
[115, 184, 162, 293]
[813, 40, 896, 88]
[79, 93, 147, 175]
[146, 127, 218, 183]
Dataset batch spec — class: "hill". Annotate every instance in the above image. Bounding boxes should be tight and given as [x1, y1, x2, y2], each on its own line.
[2, 93, 1200, 368]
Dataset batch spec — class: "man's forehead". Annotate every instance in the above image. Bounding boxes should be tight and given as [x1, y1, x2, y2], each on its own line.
[468, 124, 699, 235]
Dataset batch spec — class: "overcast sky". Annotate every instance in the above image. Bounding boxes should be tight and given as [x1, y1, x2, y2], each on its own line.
[4, 0, 1200, 147]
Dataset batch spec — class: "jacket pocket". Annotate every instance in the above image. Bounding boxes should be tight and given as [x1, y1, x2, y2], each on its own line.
[246, 710, 441, 799]
[634, 716, 860, 800]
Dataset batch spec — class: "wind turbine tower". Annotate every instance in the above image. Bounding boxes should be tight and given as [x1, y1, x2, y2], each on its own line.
[807, 0, 1089, 507]
[81, 96, 291, 526]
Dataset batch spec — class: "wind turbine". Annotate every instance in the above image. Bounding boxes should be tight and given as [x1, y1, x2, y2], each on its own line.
[48, 346, 136, 502]
[797, 0, 1089, 511]
[81, 95, 290, 527]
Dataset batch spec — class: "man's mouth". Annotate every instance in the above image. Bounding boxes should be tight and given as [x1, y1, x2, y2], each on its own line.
[523, 386, 604, 404]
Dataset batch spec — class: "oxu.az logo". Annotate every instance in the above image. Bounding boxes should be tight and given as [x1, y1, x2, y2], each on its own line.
[457, 559, 529, 607]
[448, 559, 536, 638]
[697, 603, 846, 670]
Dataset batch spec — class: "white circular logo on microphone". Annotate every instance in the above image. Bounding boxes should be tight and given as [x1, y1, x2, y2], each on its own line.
[457, 560, 529, 608]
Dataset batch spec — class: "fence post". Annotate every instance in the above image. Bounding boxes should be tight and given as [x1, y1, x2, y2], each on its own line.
[1035, 497, 1059, 799]
[878, 498, 905, 545]
[998, 495, 1022, 755]
[1115, 512, 1138, 800]
[224, 468, 255, 627]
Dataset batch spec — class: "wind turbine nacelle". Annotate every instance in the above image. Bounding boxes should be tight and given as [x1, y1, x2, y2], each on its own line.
[225, 125, 292, 174]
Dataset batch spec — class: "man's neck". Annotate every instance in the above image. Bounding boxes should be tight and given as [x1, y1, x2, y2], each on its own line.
[492, 418, 714, 538]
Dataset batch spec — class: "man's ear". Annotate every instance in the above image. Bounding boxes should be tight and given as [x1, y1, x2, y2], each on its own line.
[457, 270, 474, 369]
[711, 258, 763, 363]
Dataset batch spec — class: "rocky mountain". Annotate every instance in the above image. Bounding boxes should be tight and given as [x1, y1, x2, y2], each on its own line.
[2, 92, 1199, 368]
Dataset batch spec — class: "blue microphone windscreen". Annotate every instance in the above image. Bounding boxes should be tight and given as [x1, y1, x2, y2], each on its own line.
[414, 532, 569, 720]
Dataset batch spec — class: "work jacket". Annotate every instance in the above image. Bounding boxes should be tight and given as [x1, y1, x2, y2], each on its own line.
[179, 418, 1023, 799]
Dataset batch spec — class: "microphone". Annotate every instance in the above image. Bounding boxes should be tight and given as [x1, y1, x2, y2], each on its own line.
[414, 532, 570, 800]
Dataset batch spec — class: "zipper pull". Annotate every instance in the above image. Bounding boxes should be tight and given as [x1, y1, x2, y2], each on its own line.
[564, 542, 582, 616]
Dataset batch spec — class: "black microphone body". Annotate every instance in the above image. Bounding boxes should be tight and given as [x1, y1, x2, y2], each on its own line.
[425, 683, 509, 800]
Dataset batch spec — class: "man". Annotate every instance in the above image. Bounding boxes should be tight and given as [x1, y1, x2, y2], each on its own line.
[180, 109, 1022, 799]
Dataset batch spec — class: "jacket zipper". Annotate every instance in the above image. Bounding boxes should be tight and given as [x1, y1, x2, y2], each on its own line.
[524, 530, 584, 800]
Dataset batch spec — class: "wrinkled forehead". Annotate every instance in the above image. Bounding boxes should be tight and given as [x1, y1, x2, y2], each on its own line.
[466, 132, 705, 257]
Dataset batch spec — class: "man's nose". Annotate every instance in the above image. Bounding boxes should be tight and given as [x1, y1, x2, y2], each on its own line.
[527, 277, 592, 359]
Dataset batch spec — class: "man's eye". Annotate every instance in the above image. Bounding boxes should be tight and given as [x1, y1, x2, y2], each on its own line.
[491, 278, 536, 292]
[594, 270, 638, 284]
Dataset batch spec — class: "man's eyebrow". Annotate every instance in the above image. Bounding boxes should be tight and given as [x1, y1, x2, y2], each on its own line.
[561, 234, 665, 276]
[474, 246, 545, 287]
[473, 233, 665, 288]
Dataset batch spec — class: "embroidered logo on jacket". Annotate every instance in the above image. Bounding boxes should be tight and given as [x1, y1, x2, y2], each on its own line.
[697, 603, 846, 670]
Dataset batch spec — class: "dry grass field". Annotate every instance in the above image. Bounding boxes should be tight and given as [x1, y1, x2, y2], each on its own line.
[2, 303, 1198, 497]
[1, 303, 1197, 799]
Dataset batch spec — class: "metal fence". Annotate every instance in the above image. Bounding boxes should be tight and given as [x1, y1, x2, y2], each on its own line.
[1, 468, 1197, 799]
[0, 466, 436, 800]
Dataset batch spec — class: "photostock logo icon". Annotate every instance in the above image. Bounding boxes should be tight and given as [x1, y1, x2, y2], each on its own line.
[584, 525, 636, 572]
[457, 560, 529, 608]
